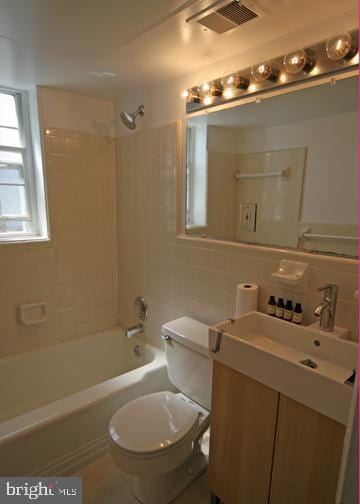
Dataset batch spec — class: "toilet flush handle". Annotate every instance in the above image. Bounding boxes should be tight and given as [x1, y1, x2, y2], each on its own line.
[161, 334, 171, 341]
[192, 413, 210, 450]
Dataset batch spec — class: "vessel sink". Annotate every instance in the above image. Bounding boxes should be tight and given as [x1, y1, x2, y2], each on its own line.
[209, 312, 357, 425]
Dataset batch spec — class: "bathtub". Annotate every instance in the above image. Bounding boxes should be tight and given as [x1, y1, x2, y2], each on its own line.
[0, 327, 171, 476]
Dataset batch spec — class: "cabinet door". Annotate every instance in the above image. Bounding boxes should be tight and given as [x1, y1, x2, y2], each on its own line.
[209, 361, 279, 504]
[269, 395, 346, 504]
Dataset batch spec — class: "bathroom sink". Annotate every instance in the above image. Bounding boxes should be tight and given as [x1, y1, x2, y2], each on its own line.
[209, 312, 357, 425]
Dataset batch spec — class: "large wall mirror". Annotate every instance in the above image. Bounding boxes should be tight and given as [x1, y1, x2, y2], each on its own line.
[185, 75, 357, 257]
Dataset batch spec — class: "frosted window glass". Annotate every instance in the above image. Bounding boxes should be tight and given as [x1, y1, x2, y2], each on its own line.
[0, 185, 28, 217]
[0, 166, 24, 184]
[0, 220, 25, 233]
[0, 150, 22, 165]
[0, 126, 21, 147]
[0, 93, 19, 128]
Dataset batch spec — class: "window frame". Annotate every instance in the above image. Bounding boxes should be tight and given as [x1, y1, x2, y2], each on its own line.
[0, 86, 44, 242]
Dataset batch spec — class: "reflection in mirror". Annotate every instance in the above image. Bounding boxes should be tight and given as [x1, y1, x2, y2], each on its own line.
[185, 76, 357, 257]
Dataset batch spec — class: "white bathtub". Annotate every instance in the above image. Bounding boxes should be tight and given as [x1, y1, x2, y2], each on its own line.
[0, 327, 171, 476]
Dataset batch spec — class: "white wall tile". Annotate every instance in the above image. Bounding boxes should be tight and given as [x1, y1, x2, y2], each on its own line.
[116, 124, 358, 344]
[0, 129, 118, 358]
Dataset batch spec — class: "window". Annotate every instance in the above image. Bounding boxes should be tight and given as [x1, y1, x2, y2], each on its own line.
[185, 124, 208, 229]
[0, 87, 48, 241]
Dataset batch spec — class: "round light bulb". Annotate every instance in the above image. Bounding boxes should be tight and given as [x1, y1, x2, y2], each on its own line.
[251, 62, 278, 82]
[233, 74, 249, 90]
[283, 49, 315, 74]
[209, 81, 223, 97]
[326, 33, 357, 61]
[181, 89, 189, 99]
[187, 88, 201, 103]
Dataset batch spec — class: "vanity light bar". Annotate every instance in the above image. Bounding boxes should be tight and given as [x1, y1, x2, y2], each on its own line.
[183, 29, 358, 113]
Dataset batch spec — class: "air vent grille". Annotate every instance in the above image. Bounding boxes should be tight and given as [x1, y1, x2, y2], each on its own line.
[216, 1, 258, 26]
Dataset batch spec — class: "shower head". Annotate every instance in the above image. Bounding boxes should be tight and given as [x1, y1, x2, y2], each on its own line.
[120, 105, 145, 130]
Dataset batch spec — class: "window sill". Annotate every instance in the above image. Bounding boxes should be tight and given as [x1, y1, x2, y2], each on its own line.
[186, 224, 207, 230]
[0, 234, 50, 245]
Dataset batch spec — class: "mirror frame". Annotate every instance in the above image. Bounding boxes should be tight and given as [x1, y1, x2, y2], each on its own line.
[176, 69, 358, 262]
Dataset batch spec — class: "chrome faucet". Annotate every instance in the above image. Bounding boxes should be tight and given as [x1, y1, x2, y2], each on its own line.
[314, 283, 339, 332]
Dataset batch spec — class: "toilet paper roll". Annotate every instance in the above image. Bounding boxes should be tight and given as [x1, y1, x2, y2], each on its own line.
[235, 283, 258, 316]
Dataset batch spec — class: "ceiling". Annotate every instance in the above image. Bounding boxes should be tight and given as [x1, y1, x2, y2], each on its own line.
[0, 0, 357, 100]
[189, 76, 357, 130]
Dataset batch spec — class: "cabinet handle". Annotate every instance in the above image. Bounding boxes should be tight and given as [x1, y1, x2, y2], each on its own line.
[211, 330, 224, 353]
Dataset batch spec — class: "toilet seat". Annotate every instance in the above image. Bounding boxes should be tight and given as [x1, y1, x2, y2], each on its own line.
[109, 391, 209, 478]
[109, 391, 199, 455]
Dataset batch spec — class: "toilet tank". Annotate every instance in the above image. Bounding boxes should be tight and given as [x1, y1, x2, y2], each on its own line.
[162, 317, 212, 410]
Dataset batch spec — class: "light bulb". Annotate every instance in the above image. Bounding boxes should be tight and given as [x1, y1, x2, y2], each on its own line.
[209, 81, 223, 97]
[181, 89, 189, 99]
[187, 88, 201, 103]
[251, 61, 279, 82]
[283, 49, 315, 74]
[326, 33, 357, 61]
[233, 74, 249, 90]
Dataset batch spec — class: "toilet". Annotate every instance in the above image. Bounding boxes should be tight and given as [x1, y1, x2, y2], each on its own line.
[109, 316, 211, 504]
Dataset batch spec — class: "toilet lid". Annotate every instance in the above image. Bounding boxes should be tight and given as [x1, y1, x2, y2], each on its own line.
[109, 391, 198, 454]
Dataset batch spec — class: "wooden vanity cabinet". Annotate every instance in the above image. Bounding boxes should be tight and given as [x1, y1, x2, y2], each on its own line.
[208, 361, 279, 504]
[269, 395, 346, 504]
[208, 361, 346, 504]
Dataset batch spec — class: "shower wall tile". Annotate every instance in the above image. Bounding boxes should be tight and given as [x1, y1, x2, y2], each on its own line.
[116, 124, 358, 346]
[0, 128, 118, 358]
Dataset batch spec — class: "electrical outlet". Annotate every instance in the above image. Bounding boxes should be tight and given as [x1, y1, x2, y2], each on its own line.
[239, 203, 257, 232]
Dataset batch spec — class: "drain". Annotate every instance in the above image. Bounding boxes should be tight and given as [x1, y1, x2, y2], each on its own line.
[133, 344, 142, 358]
[300, 358, 318, 369]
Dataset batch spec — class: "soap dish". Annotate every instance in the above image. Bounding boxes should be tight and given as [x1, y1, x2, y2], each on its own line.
[271, 260, 309, 291]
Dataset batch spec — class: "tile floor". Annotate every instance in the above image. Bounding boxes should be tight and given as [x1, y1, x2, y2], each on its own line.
[73, 433, 211, 504]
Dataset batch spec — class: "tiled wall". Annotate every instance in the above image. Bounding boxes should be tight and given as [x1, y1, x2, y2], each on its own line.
[116, 123, 358, 347]
[0, 128, 117, 358]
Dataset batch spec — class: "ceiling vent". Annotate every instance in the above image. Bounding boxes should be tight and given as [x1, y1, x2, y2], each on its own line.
[187, 0, 261, 34]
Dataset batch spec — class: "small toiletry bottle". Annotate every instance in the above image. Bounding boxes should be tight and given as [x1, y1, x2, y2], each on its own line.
[292, 303, 303, 324]
[284, 300, 293, 321]
[267, 296, 276, 316]
[275, 298, 284, 319]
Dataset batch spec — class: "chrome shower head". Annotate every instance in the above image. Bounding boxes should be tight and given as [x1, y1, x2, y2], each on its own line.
[120, 105, 145, 130]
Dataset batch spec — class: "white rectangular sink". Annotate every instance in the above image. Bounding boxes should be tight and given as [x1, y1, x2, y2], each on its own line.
[209, 312, 357, 425]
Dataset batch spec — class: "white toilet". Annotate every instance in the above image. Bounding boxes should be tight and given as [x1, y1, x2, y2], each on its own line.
[109, 316, 211, 504]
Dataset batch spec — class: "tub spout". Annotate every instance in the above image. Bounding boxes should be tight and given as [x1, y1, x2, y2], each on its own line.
[126, 323, 144, 339]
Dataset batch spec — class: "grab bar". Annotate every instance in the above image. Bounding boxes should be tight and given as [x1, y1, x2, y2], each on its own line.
[299, 229, 357, 242]
[235, 167, 289, 180]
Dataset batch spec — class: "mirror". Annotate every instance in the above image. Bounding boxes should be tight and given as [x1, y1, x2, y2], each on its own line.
[185, 76, 357, 257]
